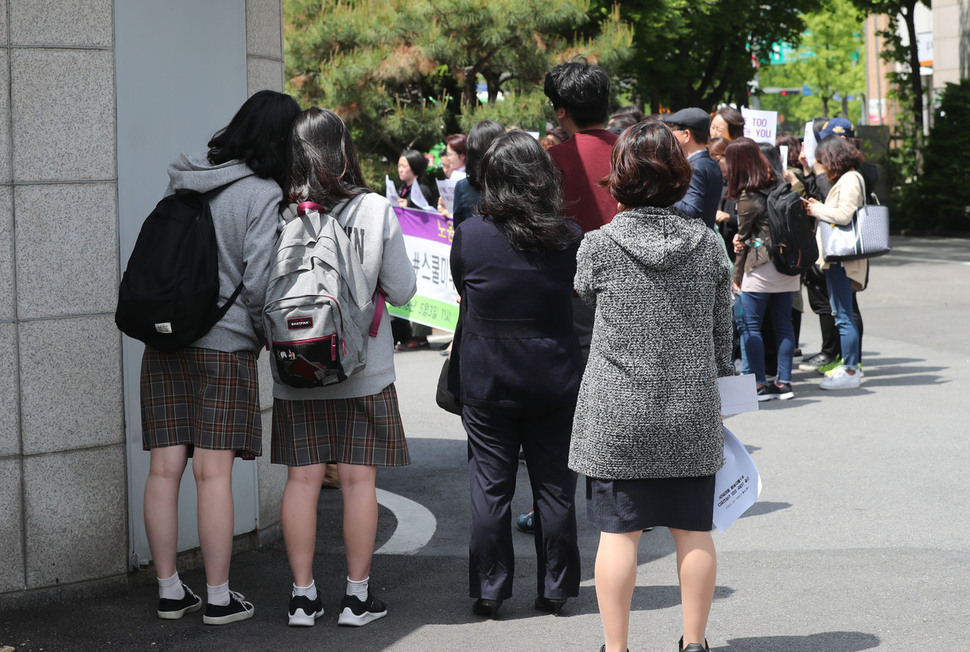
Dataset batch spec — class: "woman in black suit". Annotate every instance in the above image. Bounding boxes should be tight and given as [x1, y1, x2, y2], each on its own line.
[449, 130, 583, 619]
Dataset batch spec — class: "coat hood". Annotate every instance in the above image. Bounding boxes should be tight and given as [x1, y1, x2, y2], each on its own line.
[602, 206, 711, 271]
[165, 151, 257, 195]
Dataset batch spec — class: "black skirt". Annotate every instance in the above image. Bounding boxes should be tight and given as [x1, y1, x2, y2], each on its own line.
[586, 474, 715, 533]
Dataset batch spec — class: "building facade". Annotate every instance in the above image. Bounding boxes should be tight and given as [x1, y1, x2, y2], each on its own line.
[1, 0, 288, 607]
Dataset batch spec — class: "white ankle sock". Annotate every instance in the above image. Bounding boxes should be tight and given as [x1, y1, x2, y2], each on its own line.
[293, 580, 317, 601]
[207, 580, 230, 606]
[157, 572, 183, 600]
[346, 576, 368, 601]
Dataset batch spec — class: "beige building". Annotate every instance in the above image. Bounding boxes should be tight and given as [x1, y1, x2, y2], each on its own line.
[864, 0, 969, 130]
[1, 0, 288, 608]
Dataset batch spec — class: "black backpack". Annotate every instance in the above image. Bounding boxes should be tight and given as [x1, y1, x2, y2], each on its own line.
[761, 180, 818, 276]
[115, 183, 243, 352]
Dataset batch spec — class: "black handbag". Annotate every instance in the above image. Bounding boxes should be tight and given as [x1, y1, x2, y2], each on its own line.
[435, 356, 462, 415]
[819, 172, 891, 262]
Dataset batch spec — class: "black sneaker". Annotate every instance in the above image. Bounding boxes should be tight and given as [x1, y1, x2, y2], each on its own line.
[337, 592, 387, 626]
[757, 383, 780, 402]
[203, 590, 254, 625]
[775, 382, 795, 400]
[157, 583, 202, 620]
[288, 594, 324, 627]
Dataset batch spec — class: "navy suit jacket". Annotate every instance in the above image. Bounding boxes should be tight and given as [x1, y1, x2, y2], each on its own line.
[448, 216, 582, 409]
[674, 149, 723, 229]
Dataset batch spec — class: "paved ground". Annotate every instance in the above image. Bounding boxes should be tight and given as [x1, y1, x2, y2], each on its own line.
[2, 236, 968, 651]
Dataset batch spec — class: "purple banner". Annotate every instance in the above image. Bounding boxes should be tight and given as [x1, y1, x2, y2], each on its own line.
[394, 207, 456, 245]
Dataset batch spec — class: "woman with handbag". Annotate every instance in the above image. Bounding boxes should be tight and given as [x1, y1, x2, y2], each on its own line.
[449, 130, 583, 619]
[570, 121, 733, 652]
[806, 136, 868, 390]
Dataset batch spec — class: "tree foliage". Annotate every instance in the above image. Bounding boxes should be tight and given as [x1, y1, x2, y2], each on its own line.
[903, 79, 970, 232]
[758, 0, 866, 127]
[588, 0, 823, 113]
[284, 0, 633, 182]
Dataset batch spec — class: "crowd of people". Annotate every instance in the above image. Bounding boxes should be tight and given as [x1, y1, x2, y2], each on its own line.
[137, 56, 876, 652]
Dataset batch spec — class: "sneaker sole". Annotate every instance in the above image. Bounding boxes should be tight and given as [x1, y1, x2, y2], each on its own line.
[157, 599, 202, 620]
[337, 606, 387, 627]
[203, 605, 255, 625]
[756, 395, 778, 402]
[777, 392, 795, 400]
[288, 607, 325, 627]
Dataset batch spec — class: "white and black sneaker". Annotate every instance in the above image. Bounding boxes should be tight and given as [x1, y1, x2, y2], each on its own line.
[337, 592, 387, 627]
[203, 590, 255, 625]
[157, 583, 202, 620]
[288, 594, 325, 627]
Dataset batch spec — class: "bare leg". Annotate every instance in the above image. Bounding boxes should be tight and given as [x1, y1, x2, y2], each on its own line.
[144, 446, 189, 579]
[192, 448, 237, 587]
[281, 463, 327, 587]
[670, 528, 717, 648]
[595, 530, 642, 652]
[338, 463, 378, 581]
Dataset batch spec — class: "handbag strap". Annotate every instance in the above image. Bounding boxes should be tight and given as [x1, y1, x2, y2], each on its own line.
[854, 171, 868, 209]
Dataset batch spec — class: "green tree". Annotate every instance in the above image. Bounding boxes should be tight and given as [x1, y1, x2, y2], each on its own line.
[757, 0, 866, 127]
[284, 0, 632, 184]
[588, 0, 823, 113]
[905, 79, 970, 232]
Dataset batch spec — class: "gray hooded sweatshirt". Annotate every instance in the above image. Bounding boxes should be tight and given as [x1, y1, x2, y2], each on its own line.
[569, 206, 734, 480]
[165, 151, 282, 353]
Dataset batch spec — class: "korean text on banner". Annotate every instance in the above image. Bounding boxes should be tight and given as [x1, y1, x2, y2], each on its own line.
[390, 206, 459, 331]
[741, 107, 778, 144]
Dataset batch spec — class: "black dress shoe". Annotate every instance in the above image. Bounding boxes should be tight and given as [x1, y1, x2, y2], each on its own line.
[534, 596, 567, 616]
[472, 598, 502, 618]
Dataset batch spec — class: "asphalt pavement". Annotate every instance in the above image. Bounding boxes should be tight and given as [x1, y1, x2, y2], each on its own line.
[2, 235, 968, 651]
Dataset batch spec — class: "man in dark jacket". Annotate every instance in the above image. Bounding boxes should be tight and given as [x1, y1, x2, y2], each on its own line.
[663, 107, 723, 229]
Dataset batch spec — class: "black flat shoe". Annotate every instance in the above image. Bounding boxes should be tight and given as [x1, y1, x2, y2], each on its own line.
[534, 596, 567, 615]
[678, 636, 709, 652]
[472, 598, 502, 618]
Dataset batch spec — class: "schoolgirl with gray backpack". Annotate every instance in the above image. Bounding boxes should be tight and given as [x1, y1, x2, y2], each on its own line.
[262, 194, 384, 388]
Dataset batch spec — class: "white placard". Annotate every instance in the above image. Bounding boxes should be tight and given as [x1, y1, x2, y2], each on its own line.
[713, 427, 763, 532]
[779, 145, 789, 171]
[385, 175, 401, 204]
[718, 374, 758, 416]
[741, 107, 778, 144]
[803, 121, 818, 168]
[436, 178, 459, 214]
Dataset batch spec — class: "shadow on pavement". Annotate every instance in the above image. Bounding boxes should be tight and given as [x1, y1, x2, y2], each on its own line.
[720, 631, 880, 651]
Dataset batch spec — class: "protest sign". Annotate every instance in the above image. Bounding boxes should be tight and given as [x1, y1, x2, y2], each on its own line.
[803, 121, 818, 168]
[741, 107, 778, 144]
[436, 178, 459, 215]
[389, 207, 459, 331]
[385, 175, 401, 204]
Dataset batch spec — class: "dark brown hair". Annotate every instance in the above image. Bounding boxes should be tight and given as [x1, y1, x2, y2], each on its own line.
[815, 135, 865, 183]
[713, 106, 744, 140]
[601, 121, 692, 208]
[775, 132, 802, 169]
[445, 133, 467, 157]
[725, 137, 775, 199]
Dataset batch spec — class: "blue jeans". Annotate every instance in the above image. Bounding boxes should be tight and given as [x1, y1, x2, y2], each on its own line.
[739, 291, 796, 384]
[825, 264, 860, 369]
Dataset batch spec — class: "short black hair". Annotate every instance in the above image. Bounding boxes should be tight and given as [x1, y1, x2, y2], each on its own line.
[207, 90, 301, 188]
[465, 120, 506, 190]
[543, 58, 611, 129]
[400, 149, 428, 177]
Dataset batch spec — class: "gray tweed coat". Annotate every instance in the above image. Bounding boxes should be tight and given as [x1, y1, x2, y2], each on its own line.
[568, 206, 734, 480]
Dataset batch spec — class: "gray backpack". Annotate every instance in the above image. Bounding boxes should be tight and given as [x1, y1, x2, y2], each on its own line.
[263, 195, 383, 388]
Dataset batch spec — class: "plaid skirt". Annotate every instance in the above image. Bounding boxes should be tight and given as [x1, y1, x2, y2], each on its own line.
[271, 384, 410, 468]
[141, 347, 262, 460]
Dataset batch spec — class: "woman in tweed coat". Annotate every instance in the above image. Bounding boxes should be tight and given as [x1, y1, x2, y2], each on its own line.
[569, 121, 734, 652]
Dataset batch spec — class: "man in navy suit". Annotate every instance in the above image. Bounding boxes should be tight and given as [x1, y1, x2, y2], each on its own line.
[663, 107, 723, 229]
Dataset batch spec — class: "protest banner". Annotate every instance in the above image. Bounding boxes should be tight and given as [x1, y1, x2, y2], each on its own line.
[389, 207, 459, 331]
[741, 107, 778, 144]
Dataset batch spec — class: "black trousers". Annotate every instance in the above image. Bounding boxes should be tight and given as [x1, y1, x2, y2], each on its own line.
[463, 403, 580, 601]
